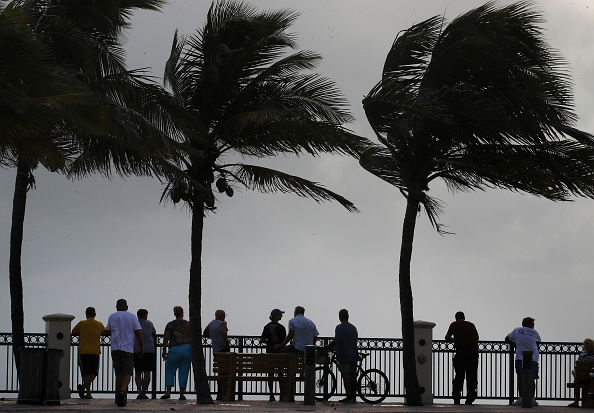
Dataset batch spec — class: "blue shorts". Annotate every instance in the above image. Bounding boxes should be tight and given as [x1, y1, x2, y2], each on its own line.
[515, 360, 539, 379]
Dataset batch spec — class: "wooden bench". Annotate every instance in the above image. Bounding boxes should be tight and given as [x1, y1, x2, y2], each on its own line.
[208, 352, 304, 401]
[567, 360, 594, 407]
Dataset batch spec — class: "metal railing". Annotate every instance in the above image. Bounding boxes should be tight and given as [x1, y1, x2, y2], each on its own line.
[0, 332, 583, 402]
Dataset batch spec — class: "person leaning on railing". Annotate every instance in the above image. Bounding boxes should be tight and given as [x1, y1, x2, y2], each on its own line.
[568, 338, 594, 408]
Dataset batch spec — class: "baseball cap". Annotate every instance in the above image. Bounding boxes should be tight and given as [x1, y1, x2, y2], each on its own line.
[270, 309, 285, 317]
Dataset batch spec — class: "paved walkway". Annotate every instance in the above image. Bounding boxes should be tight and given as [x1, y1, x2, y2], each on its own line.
[0, 398, 569, 412]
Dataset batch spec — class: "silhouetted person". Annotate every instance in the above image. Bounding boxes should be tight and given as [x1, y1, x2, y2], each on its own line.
[445, 311, 479, 405]
[260, 308, 286, 401]
[327, 309, 359, 403]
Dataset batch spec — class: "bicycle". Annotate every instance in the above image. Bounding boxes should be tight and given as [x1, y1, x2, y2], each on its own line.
[314, 348, 390, 404]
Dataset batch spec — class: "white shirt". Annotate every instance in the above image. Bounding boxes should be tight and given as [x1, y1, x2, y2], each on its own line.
[106, 310, 141, 353]
[507, 326, 541, 361]
[288, 314, 319, 352]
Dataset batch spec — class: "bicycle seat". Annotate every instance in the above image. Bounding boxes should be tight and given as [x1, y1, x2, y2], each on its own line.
[359, 353, 370, 360]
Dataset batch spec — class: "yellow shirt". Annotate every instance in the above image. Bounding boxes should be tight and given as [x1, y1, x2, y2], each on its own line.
[72, 318, 105, 355]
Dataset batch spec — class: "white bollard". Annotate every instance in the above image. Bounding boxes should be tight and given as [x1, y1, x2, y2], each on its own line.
[413, 320, 436, 404]
[42, 313, 75, 400]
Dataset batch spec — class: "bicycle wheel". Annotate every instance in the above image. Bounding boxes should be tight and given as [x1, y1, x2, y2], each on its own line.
[357, 368, 389, 404]
[314, 366, 337, 401]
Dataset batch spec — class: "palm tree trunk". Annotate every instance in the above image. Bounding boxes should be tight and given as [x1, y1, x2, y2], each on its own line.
[189, 202, 214, 404]
[9, 158, 30, 376]
[400, 195, 423, 405]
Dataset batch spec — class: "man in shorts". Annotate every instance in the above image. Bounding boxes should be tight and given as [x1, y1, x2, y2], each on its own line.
[105, 299, 143, 407]
[71, 307, 105, 399]
[505, 317, 541, 406]
[134, 309, 156, 399]
[327, 309, 359, 403]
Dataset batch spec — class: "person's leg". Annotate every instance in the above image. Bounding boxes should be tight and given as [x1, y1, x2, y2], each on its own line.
[134, 369, 142, 394]
[178, 346, 191, 399]
[141, 371, 151, 396]
[452, 352, 464, 403]
[465, 350, 478, 403]
[163, 347, 181, 398]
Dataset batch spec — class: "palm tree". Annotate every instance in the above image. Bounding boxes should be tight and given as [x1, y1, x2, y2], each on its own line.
[163, 0, 369, 403]
[360, 1, 594, 405]
[3, 0, 181, 374]
[1, 3, 108, 371]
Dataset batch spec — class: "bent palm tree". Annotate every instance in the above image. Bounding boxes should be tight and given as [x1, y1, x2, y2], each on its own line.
[164, 0, 369, 403]
[3, 0, 180, 374]
[361, 1, 594, 405]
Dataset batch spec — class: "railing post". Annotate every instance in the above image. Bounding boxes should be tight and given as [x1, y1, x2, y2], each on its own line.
[508, 342, 515, 405]
[413, 320, 436, 404]
[303, 345, 316, 405]
[237, 336, 244, 400]
[42, 313, 75, 400]
[521, 350, 533, 408]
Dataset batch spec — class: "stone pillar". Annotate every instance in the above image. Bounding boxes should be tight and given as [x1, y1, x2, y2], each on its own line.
[413, 320, 436, 404]
[42, 313, 75, 400]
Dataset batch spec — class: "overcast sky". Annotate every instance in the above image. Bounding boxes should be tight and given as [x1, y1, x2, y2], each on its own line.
[1, 0, 593, 344]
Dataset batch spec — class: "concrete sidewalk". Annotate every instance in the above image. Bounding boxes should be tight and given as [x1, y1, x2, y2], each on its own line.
[0, 398, 568, 412]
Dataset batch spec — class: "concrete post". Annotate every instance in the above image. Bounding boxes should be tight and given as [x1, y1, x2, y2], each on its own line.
[42, 313, 75, 400]
[413, 320, 436, 404]
[303, 345, 316, 405]
[521, 350, 533, 408]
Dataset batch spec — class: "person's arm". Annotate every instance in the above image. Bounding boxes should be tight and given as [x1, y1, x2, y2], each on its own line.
[162, 330, 171, 358]
[71, 323, 80, 336]
[275, 330, 294, 349]
[220, 321, 230, 349]
[203, 324, 210, 337]
[134, 329, 144, 357]
[504, 334, 511, 342]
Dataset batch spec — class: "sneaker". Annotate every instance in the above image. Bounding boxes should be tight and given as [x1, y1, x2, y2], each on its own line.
[77, 384, 84, 399]
[268, 395, 275, 401]
[532, 399, 538, 406]
[339, 397, 356, 403]
[512, 397, 522, 406]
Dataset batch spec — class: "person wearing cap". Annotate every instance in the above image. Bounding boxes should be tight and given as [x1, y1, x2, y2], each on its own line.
[105, 299, 143, 407]
[260, 309, 287, 401]
[505, 317, 541, 406]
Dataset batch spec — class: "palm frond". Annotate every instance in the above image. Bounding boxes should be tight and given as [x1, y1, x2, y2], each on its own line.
[232, 163, 358, 212]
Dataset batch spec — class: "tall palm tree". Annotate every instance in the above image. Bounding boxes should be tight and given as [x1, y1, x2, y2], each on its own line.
[3, 0, 182, 374]
[164, 0, 369, 403]
[360, 1, 594, 405]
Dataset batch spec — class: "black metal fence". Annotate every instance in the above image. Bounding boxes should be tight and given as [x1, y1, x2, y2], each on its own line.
[0, 332, 583, 402]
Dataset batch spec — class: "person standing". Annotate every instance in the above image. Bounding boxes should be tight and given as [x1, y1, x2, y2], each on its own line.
[105, 299, 143, 407]
[203, 309, 230, 400]
[161, 306, 191, 400]
[327, 309, 359, 403]
[275, 306, 318, 354]
[71, 307, 105, 399]
[445, 311, 479, 405]
[133, 309, 156, 400]
[260, 308, 286, 401]
[505, 316, 541, 406]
